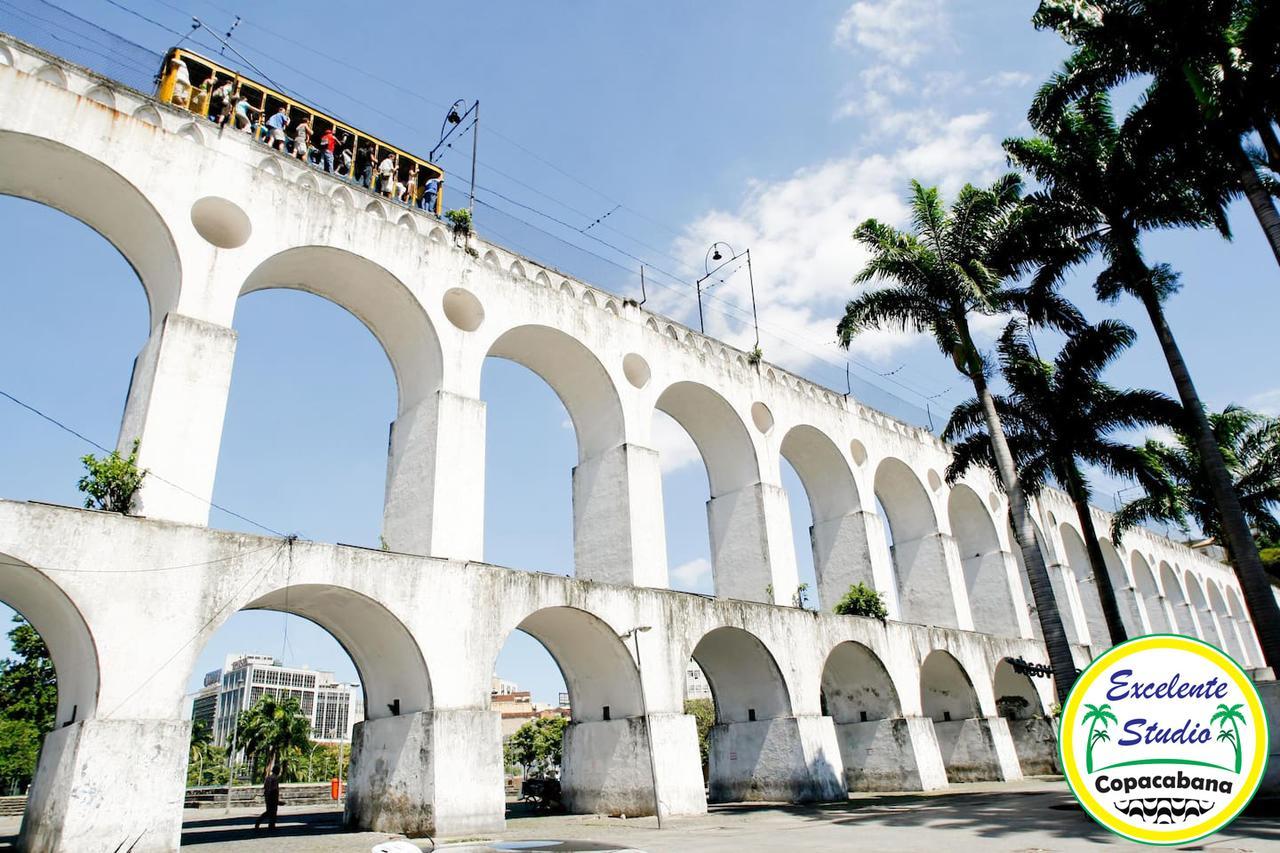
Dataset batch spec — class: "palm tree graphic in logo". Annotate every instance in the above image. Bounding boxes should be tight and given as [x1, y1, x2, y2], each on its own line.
[1211, 703, 1247, 774]
[1082, 702, 1118, 772]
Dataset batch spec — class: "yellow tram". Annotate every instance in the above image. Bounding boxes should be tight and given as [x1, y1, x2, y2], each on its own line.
[156, 47, 444, 213]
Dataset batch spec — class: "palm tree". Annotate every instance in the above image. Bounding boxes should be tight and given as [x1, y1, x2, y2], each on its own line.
[1114, 406, 1280, 557]
[838, 175, 1084, 703]
[235, 694, 311, 780]
[945, 320, 1183, 647]
[1031, 0, 1280, 267]
[1210, 702, 1247, 772]
[1081, 702, 1118, 772]
[1005, 91, 1280, 670]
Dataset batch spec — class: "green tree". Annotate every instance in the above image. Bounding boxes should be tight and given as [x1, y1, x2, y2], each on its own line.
[0, 615, 57, 793]
[504, 716, 568, 778]
[684, 698, 715, 767]
[1031, 0, 1280, 266]
[1114, 406, 1280, 558]
[838, 175, 1083, 703]
[1005, 91, 1280, 669]
[832, 582, 889, 621]
[235, 694, 311, 780]
[945, 320, 1182, 647]
[76, 438, 147, 514]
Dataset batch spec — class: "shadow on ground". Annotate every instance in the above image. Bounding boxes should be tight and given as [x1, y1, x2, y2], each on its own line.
[180, 809, 350, 846]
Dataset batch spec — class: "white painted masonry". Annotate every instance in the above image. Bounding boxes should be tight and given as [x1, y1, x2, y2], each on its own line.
[0, 34, 1265, 852]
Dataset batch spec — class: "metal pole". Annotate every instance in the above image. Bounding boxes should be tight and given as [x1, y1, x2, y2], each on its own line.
[632, 631, 663, 829]
[696, 280, 705, 334]
[338, 738, 345, 801]
[744, 249, 760, 349]
[469, 100, 479, 217]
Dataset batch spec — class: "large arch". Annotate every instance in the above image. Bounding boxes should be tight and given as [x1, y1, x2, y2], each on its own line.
[0, 553, 99, 729]
[654, 382, 758, 497]
[1010, 518, 1077, 645]
[240, 247, 443, 414]
[1131, 554, 1168, 634]
[779, 425, 865, 610]
[1059, 524, 1105, 646]
[693, 627, 792, 724]
[1206, 582, 1245, 662]
[1099, 539, 1143, 636]
[921, 650, 1004, 782]
[822, 642, 915, 791]
[0, 131, 181, 327]
[485, 325, 624, 462]
[948, 485, 1018, 637]
[993, 659, 1056, 775]
[1160, 563, 1196, 636]
[494, 607, 650, 816]
[874, 458, 955, 628]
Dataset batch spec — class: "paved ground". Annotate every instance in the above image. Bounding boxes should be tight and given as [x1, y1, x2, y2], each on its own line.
[1, 779, 1276, 851]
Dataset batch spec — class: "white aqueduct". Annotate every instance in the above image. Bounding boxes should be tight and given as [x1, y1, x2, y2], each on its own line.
[0, 35, 1266, 853]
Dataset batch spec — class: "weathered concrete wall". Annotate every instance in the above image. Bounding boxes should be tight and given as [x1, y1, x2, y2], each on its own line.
[345, 714, 436, 837]
[562, 718, 655, 816]
[835, 717, 948, 791]
[708, 716, 844, 803]
[932, 718, 1021, 783]
[1004, 717, 1060, 776]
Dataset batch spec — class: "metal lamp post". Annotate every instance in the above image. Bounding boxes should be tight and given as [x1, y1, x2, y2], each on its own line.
[619, 625, 662, 829]
[430, 98, 480, 217]
[694, 242, 760, 348]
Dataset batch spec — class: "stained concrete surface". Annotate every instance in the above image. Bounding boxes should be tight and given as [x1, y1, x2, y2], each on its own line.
[2, 779, 1275, 852]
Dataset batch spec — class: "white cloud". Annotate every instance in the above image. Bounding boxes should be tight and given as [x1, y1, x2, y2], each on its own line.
[834, 0, 949, 66]
[651, 411, 704, 475]
[1246, 388, 1280, 416]
[981, 70, 1033, 90]
[670, 557, 712, 588]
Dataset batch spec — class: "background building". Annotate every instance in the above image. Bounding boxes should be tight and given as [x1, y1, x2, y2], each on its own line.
[492, 674, 569, 738]
[196, 653, 364, 746]
[686, 661, 712, 700]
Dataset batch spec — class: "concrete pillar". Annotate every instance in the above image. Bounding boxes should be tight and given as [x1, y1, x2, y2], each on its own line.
[834, 716, 948, 792]
[383, 390, 486, 560]
[1002, 552, 1037, 639]
[118, 312, 237, 526]
[707, 482, 798, 604]
[811, 509, 878, 612]
[561, 714, 706, 818]
[1003, 716, 1060, 776]
[932, 716, 1023, 783]
[891, 533, 962, 629]
[19, 719, 189, 853]
[707, 715, 846, 803]
[572, 444, 667, 588]
[345, 709, 504, 838]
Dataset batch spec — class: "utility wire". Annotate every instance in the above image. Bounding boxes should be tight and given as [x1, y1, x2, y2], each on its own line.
[0, 388, 289, 537]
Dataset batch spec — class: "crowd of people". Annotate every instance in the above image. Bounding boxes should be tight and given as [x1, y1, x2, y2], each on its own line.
[167, 58, 441, 211]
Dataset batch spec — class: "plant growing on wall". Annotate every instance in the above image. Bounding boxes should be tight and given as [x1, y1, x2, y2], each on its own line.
[747, 346, 763, 366]
[833, 582, 888, 620]
[791, 582, 811, 610]
[445, 207, 472, 236]
[77, 439, 147, 514]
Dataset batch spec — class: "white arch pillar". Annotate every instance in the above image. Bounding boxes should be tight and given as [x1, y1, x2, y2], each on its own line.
[572, 442, 668, 588]
[708, 481, 799, 604]
[118, 312, 237, 526]
[811, 508, 880, 612]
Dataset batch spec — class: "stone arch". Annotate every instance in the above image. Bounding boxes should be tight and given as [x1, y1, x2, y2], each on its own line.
[874, 458, 955, 628]
[1007, 517, 1077, 645]
[0, 552, 100, 727]
[1060, 523, 1105, 646]
[1099, 539, 1143, 636]
[508, 260, 525, 279]
[85, 84, 115, 109]
[428, 225, 446, 243]
[396, 213, 416, 231]
[1184, 574, 1218, 646]
[34, 63, 67, 88]
[1206, 581, 1244, 661]
[0, 130, 182, 327]
[921, 650, 1004, 782]
[779, 425, 865, 608]
[582, 290, 598, 307]
[331, 186, 354, 208]
[485, 325, 624, 462]
[495, 606, 647, 815]
[1131, 553, 1168, 633]
[821, 641, 908, 792]
[240, 247, 443, 414]
[993, 659, 1057, 775]
[654, 382, 758, 497]
[1160, 563, 1195, 635]
[947, 484, 1018, 636]
[693, 627, 792, 724]
[132, 104, 162, 127]
[364, 200, 386, 219]
[645, 317, 659, 333]
[297, 172, 320, 194]
[483, 250, 501, 268]
[176, 122, 204, 146]
[534, 270, 551, 287]
[257, 156, 284, 180]
[0, 43, 13, 66]
[237, 583, 432, 721]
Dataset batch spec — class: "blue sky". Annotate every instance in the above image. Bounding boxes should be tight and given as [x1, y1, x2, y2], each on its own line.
[1, 0, 1278, 707]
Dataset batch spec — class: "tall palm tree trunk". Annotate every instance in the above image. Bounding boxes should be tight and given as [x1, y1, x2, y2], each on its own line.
[1139, 289, 1280, 668]
[973, 372, 1078, 703]
[1065, 466, 1129, 647]
[1236, 142, 1280, 269]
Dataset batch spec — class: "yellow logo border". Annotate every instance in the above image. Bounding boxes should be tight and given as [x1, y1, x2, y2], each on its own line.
[1059, 634, 1268, 845]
